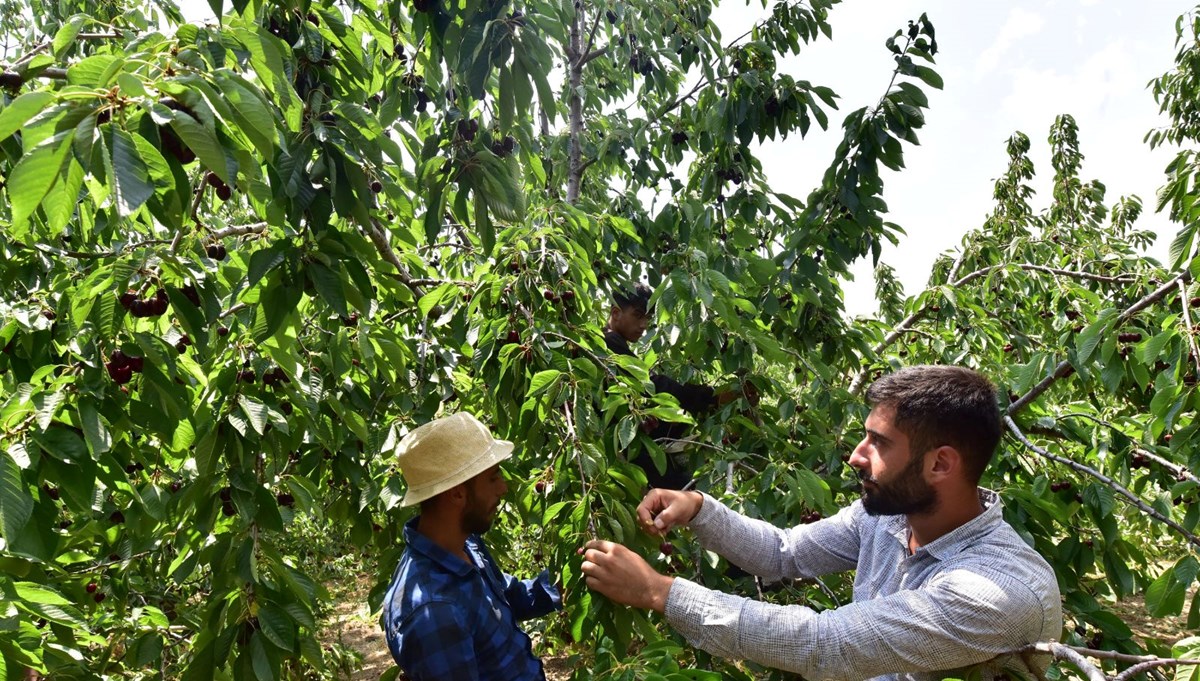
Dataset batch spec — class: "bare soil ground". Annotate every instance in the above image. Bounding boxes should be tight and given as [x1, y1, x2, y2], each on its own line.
[319, 575, 393, 680]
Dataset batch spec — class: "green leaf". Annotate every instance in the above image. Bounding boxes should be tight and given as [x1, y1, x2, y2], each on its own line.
[79, 399, 112, 456]
[616, 415, 637, 450]
[116, 72, 148, 99]
[0, 451, 32, 543]
[215, 72, 277, 158]
[238, 395, 268, 435]
[1170, 223, 1198, 271]
[246, 243, 287, 290]
[169, 110, 228, 182]
[527, 370, 562, 397]
[66, 54, 120, 87]
[111, 128, 155, 216]
[206, 0, 224, 22]
[1140, 330, 1174, 365]
[1075, 310, 1115, 364]
[308, 262, 348, 318]
[910, 64, 943, 90]
[9, 129, 74, 231]
[0, 91, 54, 144]
[52, 16, 86, 59]
[1146, 567, 1187, 617]
[257, 603, 296, 650]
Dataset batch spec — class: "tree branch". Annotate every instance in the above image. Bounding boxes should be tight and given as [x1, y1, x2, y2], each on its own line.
[579, 46, 609, 67]
[1005, 416, 1200, 549]
[365, 218, 425, 297]
[573, 5, 604, 69]
[1178, 279, 1200, 377]
[566, 9, 585, 203]
[406, 278, 473, 288]
[208, 222, 267, 240]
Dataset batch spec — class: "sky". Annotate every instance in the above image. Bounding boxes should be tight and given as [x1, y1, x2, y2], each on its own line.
[706, 1, 1188, 315]
[176, 0, 1191, 316]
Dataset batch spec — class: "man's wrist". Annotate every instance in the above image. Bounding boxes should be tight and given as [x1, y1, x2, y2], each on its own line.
[688, 491, 704, 523]
[649, 575, 675, 614]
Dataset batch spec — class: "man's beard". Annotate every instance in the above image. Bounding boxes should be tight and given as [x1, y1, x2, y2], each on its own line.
[859, 453, 937, 516]
[462, 488, 497, 535]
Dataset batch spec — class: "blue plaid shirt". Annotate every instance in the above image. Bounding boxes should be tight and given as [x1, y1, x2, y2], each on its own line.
[381, 518, 562, 680]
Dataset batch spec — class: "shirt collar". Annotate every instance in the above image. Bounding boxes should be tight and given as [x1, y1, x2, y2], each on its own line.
[917, 488, 1004, 561]
[403, 516, 477, 578]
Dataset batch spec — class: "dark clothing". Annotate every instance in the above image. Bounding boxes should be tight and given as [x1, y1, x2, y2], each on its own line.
[381, 518, 562, 680]
[604, 330, 718, 489]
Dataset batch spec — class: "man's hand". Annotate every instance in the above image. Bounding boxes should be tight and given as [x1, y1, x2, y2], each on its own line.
[636, 489, 703, 536]
[578, 540, 673, 613]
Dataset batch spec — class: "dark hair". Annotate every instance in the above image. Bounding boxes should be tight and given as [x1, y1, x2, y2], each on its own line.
[865, 365, 1001, 484]
[613, 283, 653, 314]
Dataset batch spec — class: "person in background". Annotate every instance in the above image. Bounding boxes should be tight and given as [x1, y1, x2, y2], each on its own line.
[604, 283, 743, 489]
[579, 365, 1062, 681]
[380, 412, 561, 681]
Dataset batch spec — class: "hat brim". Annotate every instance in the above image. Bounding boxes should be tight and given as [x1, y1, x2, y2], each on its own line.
[399, 438, 514, 507]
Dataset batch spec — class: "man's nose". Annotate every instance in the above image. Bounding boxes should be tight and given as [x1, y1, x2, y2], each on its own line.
[848, 439, 869, 470]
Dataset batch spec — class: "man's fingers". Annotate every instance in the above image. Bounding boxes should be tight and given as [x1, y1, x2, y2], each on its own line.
[583, 539, 613, 553]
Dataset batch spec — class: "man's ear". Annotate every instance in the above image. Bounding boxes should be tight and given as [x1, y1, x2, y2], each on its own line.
[928, 445, 960, 481]
[445, 483, 469, 508]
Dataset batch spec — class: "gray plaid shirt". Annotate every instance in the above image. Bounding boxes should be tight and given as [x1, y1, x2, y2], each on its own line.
[664, 489, 1062, 681]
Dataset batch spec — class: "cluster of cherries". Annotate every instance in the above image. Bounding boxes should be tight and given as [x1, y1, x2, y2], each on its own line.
[119, 288, 168, 318]
[105, 349, 145, 385]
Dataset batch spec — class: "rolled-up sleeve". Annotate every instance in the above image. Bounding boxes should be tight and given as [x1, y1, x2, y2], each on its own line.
[664, 568, 1049, 681]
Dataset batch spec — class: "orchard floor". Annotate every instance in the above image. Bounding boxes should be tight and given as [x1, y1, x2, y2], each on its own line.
[322, 577, 1193, 680]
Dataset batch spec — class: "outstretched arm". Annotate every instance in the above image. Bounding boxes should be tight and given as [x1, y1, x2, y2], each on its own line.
[664, 569, 1051, 681]
[639, 490, 860, 582]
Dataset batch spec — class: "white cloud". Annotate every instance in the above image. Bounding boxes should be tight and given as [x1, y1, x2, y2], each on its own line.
[975, 7, 1047, 78]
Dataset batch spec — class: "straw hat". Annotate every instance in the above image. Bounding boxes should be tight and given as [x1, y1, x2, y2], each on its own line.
[395, 412, 514, 507]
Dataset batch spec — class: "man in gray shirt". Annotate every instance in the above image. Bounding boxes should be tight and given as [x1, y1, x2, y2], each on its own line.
[579, 365, 1062, 681]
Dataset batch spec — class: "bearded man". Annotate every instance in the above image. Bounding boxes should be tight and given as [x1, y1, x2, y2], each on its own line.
[381, 412, 561, 680]
[579, 365, 1062, 681]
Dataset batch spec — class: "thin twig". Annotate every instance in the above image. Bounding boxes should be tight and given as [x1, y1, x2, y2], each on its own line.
[30, 238, 172, 260]
[562, 392, 597, 539]
[1134, 448, 1199, 485]
[171, 181, 208, 253]
[219, 303, 247, 320]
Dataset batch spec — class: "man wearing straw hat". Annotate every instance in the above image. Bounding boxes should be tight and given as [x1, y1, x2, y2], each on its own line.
[381, 412, 562, 680]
